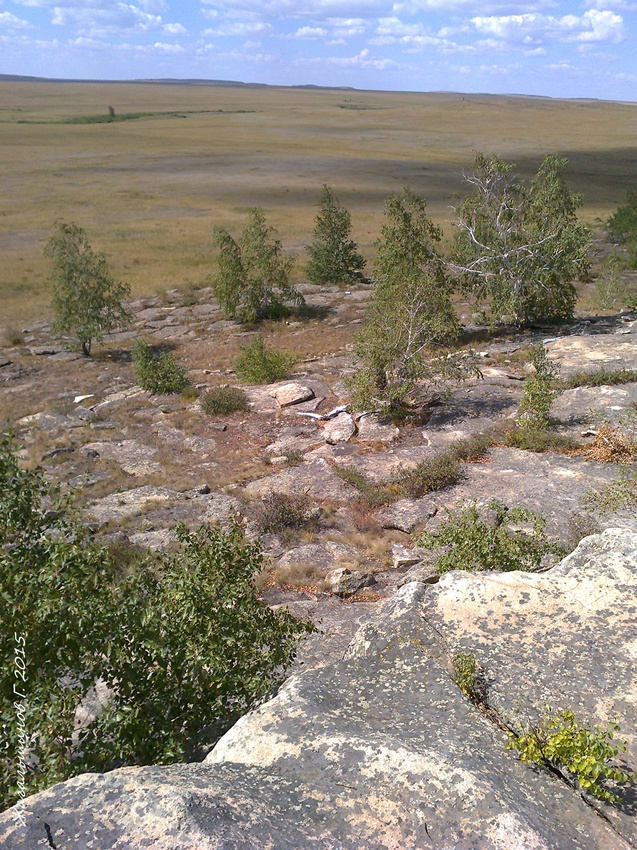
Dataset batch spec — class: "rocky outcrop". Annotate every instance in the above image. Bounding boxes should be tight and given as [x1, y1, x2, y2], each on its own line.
[2, 530, 635, 849]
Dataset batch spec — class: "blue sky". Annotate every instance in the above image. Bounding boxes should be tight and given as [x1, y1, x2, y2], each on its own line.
[0, 0, 635, 100]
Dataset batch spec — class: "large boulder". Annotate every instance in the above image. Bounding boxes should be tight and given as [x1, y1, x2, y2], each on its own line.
[2, 531, 635, 849]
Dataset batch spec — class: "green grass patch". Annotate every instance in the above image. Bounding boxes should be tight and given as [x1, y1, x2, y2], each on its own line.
[202, 386, 249, 416]
[504, 426, 579, 453]
[559, 367, 637, 390]
[16, 109, 256, 125]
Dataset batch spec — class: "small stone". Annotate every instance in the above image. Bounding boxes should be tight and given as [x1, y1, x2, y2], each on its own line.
[323, 412, 356, 445]
[325, 567, 377, 597]
[271, 383, 315, 407]
[391, 544, 429, 569]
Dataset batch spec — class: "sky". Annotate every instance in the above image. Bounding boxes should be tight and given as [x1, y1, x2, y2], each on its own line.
[0, 0, 635, 101]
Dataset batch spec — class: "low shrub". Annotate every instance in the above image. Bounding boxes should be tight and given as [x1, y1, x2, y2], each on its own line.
[4, 325, 25, 346]
[452, 650, 488, 706]
[255, 492, 318, 536]
[133, 341, 189, 395]
[0, 432, 313, 808]
[517, 344, 560, 432]
[584, 467, 637, 514]
[581, 424, 637, 463]
[417, 499, 566, 575]
[235, 335, 297, 384]
[504, 426, 578, 453]
[507, 707, 635, 803]
[202, 386, 249, 415]
[560, 367, 637, 390]
[398, 452, 461, 499]
[333, 465, 396, 507]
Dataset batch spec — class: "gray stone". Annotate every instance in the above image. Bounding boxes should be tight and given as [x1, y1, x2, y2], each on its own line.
[391, 543, 429, 568]
[128, 528, 176, 551]
[546, 333, 637, 376]
[277, 542, 361, 573]
[244, 458, 358, 501]
[376, 498, 437, 533]
[325, 567, 377, 597]
[81, 440, 161, 476]
[550, 382, 637, 427]
[3, 535, 637, 848]
[323, 412, 356, 444]
[200, 494, 243, 525]
[271, 382, 315, 406]
[85, 486, 178, 525]
[356, 414, 399, 443]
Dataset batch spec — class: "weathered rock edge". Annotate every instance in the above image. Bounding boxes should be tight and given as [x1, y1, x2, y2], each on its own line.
[1, 530, 635, 849]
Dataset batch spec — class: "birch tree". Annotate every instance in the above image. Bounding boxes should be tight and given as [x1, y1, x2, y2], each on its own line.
[452, 154, 590, 328]
[352, 189, 473, 412]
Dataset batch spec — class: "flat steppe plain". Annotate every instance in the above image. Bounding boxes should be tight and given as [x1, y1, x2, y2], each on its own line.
[1, 80, 637, 321]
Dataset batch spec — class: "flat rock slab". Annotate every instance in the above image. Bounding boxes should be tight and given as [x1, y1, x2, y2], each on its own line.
[421, 527, 637, 842]
[546, 334, 637, 376]
[376, 498, 438, 533]
[278, 542, 362, 573]
[82, 440, 162, 476]
[3, 536, 636, 848]
[153, 424, 217, 456]
[85, 486, 178, 525]
[551, 382, 637, 426]
[431, 446, 626, 540]
[356, 414, 400, 443]
[244, 459, 358, 501]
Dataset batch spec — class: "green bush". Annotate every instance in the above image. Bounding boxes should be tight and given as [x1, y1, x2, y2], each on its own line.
[255, 493, 318, 536]
[584, 467, 637, 514]
[235, 335, 297, 384]
[133, 340, 189, 394]
[504, 427, 578, 453]
[45, 221, 131, 356]
[396, 433, 493, 499]
[0, 432, 312, 809]
[418, 499, 565, 575]
[202, 385, 249, 415]
[517, 344, 560, 432]
[452, 650, 487, 706]
[559, 366, 637, 390]
[507, 707, 635, 803]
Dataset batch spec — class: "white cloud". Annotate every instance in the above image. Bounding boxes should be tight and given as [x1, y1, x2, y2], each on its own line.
[204, 20, 271, 35]
[0, 11, 31, 27]
[471, 10, 624, 45]
[322, 47, 393, 69]
[163, 22, 187, 35]
[587, 0, 636, 9]
[290, 25, 328, 37]
[49, 4, 163, 35]
[152, 40, 185, 52]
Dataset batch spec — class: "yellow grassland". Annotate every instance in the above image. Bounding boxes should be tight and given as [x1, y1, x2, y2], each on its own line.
[1, 80, 636, 322]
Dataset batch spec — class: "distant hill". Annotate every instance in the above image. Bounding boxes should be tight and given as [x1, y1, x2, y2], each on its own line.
[0, 73, 356, 91]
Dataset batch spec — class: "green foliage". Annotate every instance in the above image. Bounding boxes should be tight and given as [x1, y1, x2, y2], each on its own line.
[452, 651, 487, 705]
[591, 254, 630, 312]
[607, 189, 637, 266]
[211, 208, 303, 323]
[453, 154, 590, 327]
[560, 366, 637, 390]
[305, 185, 366, 286]
[504, 427, 578, 454]
[255, 493, 318, 536]
[584, 467, 637, 514]
[133, 341, 189, 394]
[202, 385, 249, 415]
[45, 221, 131, 355]
[352, 189, 473, 412]
[0, 432, 312, 808]
[507, 707, 635, 802]
[398, 432, 493, 499]
[4, 325, 25, 346]
[333, 465, 397, 507]
[418, 499, 564, 575]
[517, 344, 560, 431]
[234, 335, 297, 384]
